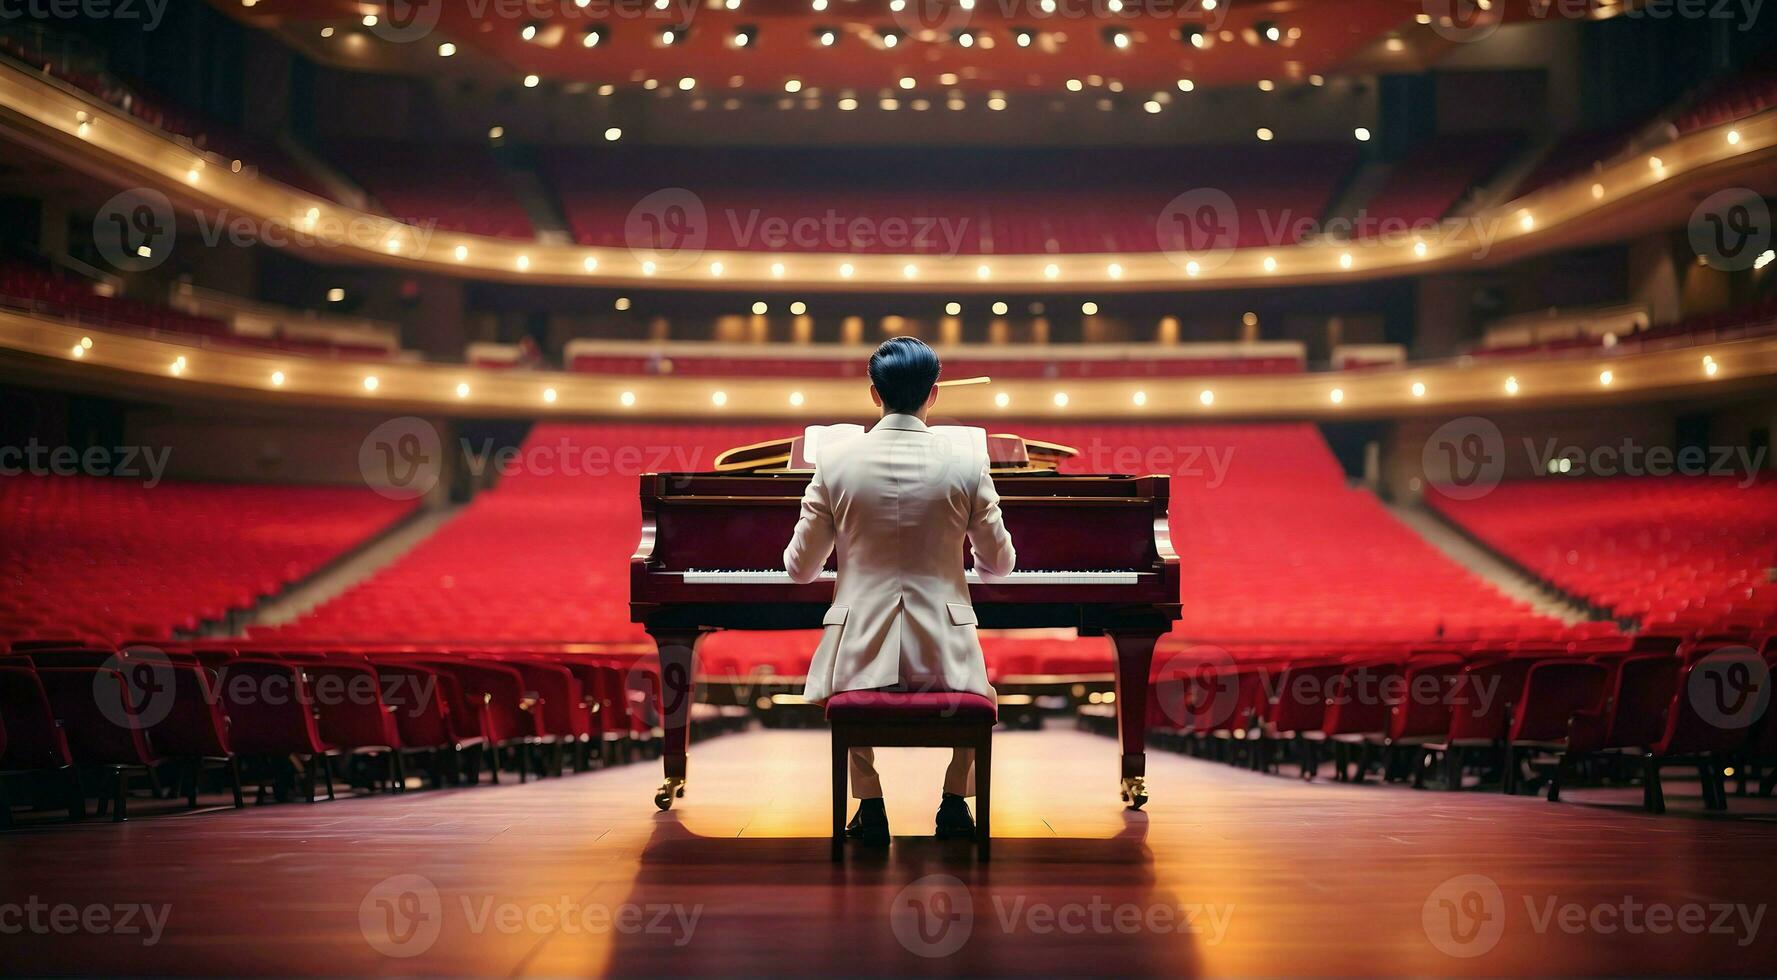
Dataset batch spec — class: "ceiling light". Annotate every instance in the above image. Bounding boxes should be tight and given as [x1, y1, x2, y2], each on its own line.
[1329, 388, 1344, 404]
[271, 371, 286, 386]
[543, 387, 558, 403]
[712, 390, 728, 406]
[1411, 381, 1425, 397]
[945, 301, 962, 315]
[1354, 127, 1371, 141]
[789, 391, 805, 406]
[1081, 301, 1099, 315]
[1053, 392, 1069, 407]
[363, 375, 379, 391]
[620, 391, 637, 407]
[1133, 391, 1148, 406]
[752, 301, 768, 315]
[438, 42, 457, 56]
[994, 392, 1010, 408]
[1256, 127, 1274, 141]
[790, 301, 807, 315]
[1199, 390, 1214, 406]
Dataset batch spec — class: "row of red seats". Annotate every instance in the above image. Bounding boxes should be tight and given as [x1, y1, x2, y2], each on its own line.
[1, 261, 230, 340]
[0, 642, 677, 825]
[1428, 474, 1777, 632]
[539, 145, 1357, 254]
[328, 142, 534, 240]
[1675, 57, 1777, 134]
[1141, 631, 1777, 812]
[0, 475, 416, 646]
[1474, 295, 1777, 359]
[1358, 132, 1522, 232]
[567, 354, 1305, 378]
[1, 261, 397, 358]
[266, 423, 1596, 680]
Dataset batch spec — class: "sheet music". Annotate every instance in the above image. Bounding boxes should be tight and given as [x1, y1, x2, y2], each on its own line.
[803, 423, 988, 468]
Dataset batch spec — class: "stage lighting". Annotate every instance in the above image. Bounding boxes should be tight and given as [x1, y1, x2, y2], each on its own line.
[521, 22, 540, 42]
[1181, 27, 1208, 48]
[879, 29, 901, 48]
[731, 27, 755, 48]
[1014, 28, 1035, 47]
[1104, 28, 1131, 49]
[582, 29, 602, 48]
[1255, 20, 1281, 42]
[815, 27, 837, 46]
[955, 30, 976, 48]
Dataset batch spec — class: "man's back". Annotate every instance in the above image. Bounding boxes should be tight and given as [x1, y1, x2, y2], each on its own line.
[784, 414, 1016, 703]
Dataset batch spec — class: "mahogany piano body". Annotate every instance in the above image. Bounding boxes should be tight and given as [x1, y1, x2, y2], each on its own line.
[630, 464, 1180, 810]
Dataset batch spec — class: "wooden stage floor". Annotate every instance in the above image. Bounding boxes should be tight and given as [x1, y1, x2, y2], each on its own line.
[3, 727, 1776, 976]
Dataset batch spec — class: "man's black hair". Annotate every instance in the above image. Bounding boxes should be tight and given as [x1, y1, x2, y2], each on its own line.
[868, 336, 941, 414]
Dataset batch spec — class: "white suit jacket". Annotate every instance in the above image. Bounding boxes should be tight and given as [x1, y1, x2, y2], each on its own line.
[784, 414, 1017, 704]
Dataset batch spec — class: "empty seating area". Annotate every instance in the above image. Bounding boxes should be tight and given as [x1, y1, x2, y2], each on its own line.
[0, 475, 416, 646]
[267, 422, 1582, 684]
[565, 344, 1305, 378]
[1, 261, 400, 358]
[0, 642, 705, 826]
[1674, 57, 1777, 134]
[328, 142, 534, 240]
[1127, 631, 1776, 812]
[540, 146, 1357, 254]
[1428, 475, 1777, 633]
[1474, 295, 1777, 359]
[1358, 132, 1522, 231]
[2, 261, 232, 342]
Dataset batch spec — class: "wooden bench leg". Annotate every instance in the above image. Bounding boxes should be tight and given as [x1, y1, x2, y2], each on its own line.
[831, 729, 848, 862]
[975, 730, 992, 863]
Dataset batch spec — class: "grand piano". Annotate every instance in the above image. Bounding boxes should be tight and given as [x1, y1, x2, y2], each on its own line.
[630, 428, 1180, 810]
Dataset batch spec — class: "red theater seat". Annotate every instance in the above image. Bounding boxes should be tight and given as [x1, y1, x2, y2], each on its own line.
[36, 667, 160, 821]
[218, 660, 338, 803]
[0, 666, 82, 826]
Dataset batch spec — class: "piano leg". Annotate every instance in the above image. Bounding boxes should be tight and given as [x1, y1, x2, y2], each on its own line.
[647, 626, 711, 810]
[1107, 628, 1162, 810]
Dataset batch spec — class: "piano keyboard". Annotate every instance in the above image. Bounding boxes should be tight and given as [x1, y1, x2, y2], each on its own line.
[680, 569, 1143, 585]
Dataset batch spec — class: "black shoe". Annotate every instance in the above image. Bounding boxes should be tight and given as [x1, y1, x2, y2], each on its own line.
[846, 797, 890, 846]
[934, 793, 975, 839]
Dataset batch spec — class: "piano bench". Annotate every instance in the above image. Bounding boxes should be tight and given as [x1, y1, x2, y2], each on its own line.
[826, 691, 996, 863]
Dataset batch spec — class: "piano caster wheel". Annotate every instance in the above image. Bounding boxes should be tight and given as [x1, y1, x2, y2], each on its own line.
[1120, 777, 1148, 811]
[654, 778, 686, 811]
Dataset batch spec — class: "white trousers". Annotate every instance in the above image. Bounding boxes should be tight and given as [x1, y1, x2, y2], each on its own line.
[848, 747, 974, 799]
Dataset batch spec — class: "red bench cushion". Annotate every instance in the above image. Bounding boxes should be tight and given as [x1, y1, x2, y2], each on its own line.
[825, 691, 998, 723]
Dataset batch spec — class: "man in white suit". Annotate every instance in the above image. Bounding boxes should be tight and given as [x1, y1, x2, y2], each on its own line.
[783, 336, 1016, 846]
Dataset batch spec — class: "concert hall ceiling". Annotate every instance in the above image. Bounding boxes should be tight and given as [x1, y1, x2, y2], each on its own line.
[210, 0, 1563, 94]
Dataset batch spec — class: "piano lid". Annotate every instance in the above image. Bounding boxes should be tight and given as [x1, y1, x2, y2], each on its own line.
[711, 430, 1078, 474]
